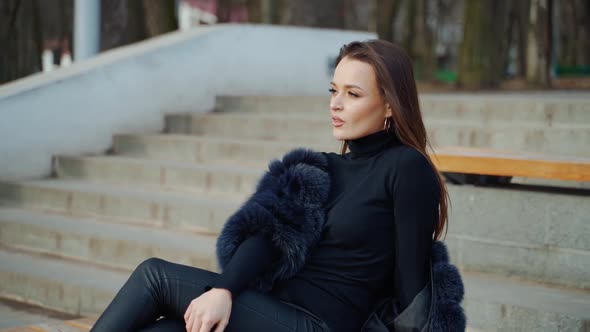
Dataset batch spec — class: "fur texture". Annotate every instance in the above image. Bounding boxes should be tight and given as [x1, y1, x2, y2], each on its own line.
[430, 241, 467, 331]
[215, 148, 466, 331]
[216, 148, 331, 292]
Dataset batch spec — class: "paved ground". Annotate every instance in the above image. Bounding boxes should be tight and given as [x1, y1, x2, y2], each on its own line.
[0, 298, 80, 330]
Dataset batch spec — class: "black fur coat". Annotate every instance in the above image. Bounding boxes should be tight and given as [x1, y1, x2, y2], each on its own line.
[216, 148, 466, 331]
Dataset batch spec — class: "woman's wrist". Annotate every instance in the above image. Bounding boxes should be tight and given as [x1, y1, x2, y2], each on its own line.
[211, 287, 233, 300]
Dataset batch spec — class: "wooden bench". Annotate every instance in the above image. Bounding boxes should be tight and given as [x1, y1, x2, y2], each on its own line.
[429, 146, 590, 184]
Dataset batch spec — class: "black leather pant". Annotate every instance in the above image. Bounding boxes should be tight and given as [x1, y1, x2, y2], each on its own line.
[89, 257, 331, 332]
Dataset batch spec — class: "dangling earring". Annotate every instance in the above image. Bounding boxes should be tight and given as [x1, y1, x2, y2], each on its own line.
[383, 117, 391, 131]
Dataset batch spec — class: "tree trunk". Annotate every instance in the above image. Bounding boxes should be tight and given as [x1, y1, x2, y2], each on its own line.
[343, 0, 358, 30]
[287, 0, 345, 29]
[412, 0, 436, 80]
[558, 0, 590, 67]
[217, 0, 233, 23]
[268, 0, 288, 24]
[458, 0, 510, 89]
[142, 0, 177, 37]
[59, 0, 74, 54]
[375, 0, 401, 41]
[100, 0, 129, 50]
[401, 0, 416, 52]
[246, 0, 263, 23]
[125, 0, 147, 42]
[513, 0, 531, 77]
[100, 0, 177, 52]
[0, 0, 43, 84]
[525, 0, 550, 86]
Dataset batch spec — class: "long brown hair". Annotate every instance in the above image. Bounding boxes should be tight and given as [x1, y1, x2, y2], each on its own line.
[335, 40, 449, 241]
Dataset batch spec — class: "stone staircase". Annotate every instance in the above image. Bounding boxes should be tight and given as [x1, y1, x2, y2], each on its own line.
[0, 95, 589, 331]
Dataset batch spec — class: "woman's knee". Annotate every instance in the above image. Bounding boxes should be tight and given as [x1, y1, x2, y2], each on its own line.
[135, 257, 168, 275]
[138, 317, 186, 332]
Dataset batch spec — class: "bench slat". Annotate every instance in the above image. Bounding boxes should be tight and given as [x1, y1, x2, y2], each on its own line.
[430, 147, 590, 182]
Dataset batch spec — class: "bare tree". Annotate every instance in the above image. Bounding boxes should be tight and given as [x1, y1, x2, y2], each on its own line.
[100, 0, 129, 50]
[0, 0, 43, 84]
[372, 0, 402, 41]
[372, 0, 434, 79]
[408, 0, 436, 80]
[246, 0, 263, 23]
[217, 0, 233, 22]
[100, 0, 177, 51]
[458, 0, 510, 88]
[142, 0, 177, 37]
[510, 0, 531, 78]
[286, 0, 345, 29]
[558, 0, 590, 70]
[525, 0, 551, 86]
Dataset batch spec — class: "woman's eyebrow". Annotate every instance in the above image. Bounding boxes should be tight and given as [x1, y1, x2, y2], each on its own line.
[330, 82, 364, 90]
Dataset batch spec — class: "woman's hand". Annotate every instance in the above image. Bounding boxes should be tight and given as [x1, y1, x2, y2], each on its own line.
[184, 288, 233, 332]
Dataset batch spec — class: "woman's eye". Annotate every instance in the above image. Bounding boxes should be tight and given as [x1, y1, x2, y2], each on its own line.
[348, 92, 359, 97]
[328, 88, 336, 94]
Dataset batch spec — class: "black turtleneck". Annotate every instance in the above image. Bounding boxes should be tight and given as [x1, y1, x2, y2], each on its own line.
[212, 129, 439, 332]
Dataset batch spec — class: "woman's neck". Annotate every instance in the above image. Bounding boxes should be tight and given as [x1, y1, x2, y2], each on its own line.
[346, 129, 399, 159]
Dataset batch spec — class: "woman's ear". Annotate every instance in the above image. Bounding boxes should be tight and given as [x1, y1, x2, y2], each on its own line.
[386, 104, 393, 117]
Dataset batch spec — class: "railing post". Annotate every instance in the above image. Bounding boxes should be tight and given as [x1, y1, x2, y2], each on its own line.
[74, 0, 100, 61]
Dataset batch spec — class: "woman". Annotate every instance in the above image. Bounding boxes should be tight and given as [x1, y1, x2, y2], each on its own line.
[90, 39, 458, 332]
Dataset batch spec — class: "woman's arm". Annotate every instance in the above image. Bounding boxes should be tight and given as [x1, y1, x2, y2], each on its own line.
[391, 147, 439, 312]
[186, 234, 277, 331]
[210, 233, 278, 299]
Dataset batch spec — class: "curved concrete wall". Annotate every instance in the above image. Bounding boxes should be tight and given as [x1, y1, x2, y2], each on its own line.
[0, 24, 376, 180]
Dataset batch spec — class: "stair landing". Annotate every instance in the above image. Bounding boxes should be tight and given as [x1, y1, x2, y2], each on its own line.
[0, 317, 95, 332]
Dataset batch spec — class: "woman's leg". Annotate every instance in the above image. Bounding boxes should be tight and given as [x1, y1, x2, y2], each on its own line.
[90, 257, 330, 332]
[137, 317, 186, 332]
[90, 257, 197, 331]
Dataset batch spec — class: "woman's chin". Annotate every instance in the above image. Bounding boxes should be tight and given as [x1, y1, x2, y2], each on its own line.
[332, 128, 340, 137]
[332, 128, 346, 141]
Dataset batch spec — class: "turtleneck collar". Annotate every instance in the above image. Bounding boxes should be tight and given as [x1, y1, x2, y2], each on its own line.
[346, 129, 399, 160]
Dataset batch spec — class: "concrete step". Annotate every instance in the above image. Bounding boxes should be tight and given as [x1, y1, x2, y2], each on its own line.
[0, 247, 588, 331]
[213, 94, 590, 127]
[112, 133, 335, 164]
[0, 207, 218, 272]
[53, 154, 266, 195]
[1, 178, 586, 291]
[462, 271, 590, 331]
[446, 184, 589, 290]
[165, 112, 335, 142]
[0, 297, 81, 331]
[165, 109, 590, 133]
[95, 160, 582, 292]
[3, 166, 588, 290]
[425, 123, 590, 157]
[214, 95, 330, 114]
[0, 316, 96, 332]
[164, 113, 590, 157]
[0, 179, 244, 234]
[0, 248, 127, 316]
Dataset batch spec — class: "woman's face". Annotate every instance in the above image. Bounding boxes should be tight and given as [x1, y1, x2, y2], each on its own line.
[329, 56, 391, 141]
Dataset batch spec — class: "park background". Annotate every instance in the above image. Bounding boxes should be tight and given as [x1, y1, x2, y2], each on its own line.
[0, 1, 588, 331]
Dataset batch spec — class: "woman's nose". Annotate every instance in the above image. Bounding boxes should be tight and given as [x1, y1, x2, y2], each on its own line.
[330, 97, 343, 111]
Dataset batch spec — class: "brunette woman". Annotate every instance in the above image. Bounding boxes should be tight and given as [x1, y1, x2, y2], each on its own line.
[90, 39, 458, 332]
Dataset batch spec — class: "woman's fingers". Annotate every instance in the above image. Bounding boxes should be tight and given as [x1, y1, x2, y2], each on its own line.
[199, 318, 215, 332]
[184, 302, 193, 331]
[185, 291, 231, 332]
[184, 301, 192, 321]
[185, 313, 192, 332]
[213, 319, 228, 332]
[191, 316, 202, 332]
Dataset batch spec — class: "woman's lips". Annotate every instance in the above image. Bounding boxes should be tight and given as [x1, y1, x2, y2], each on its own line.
[332, 117, 345, 127]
